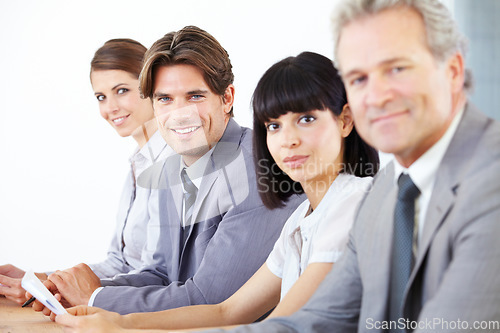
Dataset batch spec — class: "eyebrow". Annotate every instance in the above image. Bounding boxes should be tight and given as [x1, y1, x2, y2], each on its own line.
[94, 83, 128, 96]
[187, 89, 209, 95]
[342, 57, 410, 78]
[153, 89, 210, 99]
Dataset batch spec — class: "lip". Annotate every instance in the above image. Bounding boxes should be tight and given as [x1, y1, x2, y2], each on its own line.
[283, 155, 309, 168]
[111, 115, 130, 126]
[371, 110, 408, 124]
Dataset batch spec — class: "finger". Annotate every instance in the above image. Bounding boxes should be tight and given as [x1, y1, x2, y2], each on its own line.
[0, 264, 25, 278]
[42, 306, 53, 317]
[32, 299, 46, 312]
[55, 313, 78, 326]
[0, 274, 17, 288]
[45, 276, 59, 288]
[65, 305, 89, 316]
[48, 272, 67, 290]
[0, 277, 25, 300]
[35, 272, 48, 281]
[5, 294, 27, 305]
[66, 306, 79, 316]
[50, 311, 56, 322]
[55, 269, 73, 279]
[69, 305, 96, 316]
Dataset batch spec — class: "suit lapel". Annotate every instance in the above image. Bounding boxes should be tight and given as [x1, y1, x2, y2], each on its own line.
[405, 103, 487, 316]
[179, 118, 243, 262]
[367, 163, 398, 320]
[190, 162, 219, 225]
[165, 154, 183, 221]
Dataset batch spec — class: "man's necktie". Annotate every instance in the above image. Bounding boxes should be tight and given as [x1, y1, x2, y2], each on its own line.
[389, 173, 421, 332]
[180, 168, 198, 249]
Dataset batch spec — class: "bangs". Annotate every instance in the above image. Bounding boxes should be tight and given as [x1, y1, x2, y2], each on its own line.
[252, 60, 327, 124]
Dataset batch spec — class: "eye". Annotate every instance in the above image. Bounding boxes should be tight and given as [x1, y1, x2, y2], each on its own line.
[390, 66, 406, 74]
[157, 97, 172, 104]
[265, 122, 280, 132]
[190, 94, 205, 101]
[117, 88, 129, 95]
[96, 94, 105, 102]
[298, 115, 316, 124]
[351, 75, 367, 86]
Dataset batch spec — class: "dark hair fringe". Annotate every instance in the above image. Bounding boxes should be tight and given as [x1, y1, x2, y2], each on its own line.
[252, 52, 379, 209]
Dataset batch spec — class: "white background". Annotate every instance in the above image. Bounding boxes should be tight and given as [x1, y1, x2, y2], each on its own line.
[0, 0, 454, 272]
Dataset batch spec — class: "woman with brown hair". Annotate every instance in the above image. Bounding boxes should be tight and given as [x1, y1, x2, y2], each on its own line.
[0, 39, 171, 303]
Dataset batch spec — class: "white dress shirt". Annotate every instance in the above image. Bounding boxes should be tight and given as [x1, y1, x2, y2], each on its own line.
[393, 108, 464, 246]
[179, 146, 215, 227]
[266, 174, 373, 300]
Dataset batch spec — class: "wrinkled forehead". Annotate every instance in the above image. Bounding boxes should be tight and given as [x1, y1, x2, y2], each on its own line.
[336, 7, 430, 73]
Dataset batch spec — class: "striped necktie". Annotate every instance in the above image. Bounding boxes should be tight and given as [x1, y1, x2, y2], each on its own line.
[181, 168, 198, 227]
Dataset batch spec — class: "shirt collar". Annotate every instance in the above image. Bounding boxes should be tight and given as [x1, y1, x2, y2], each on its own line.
[132, 130, 168, 164]
[179, 145, 217, 190]
[393, 106, 465, 192]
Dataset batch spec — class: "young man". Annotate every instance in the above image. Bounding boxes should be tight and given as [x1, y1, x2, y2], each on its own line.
[210, 0, 500, 332]
[35, 26, 302, 315]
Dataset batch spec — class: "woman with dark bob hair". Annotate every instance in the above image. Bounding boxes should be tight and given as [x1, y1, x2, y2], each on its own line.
[253, 52, 378, 209]
[55, 52, 378, 332]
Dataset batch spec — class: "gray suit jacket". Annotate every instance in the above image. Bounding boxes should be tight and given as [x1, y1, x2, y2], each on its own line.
[218, 105, 500, 332]
[93, 119, 304, 314]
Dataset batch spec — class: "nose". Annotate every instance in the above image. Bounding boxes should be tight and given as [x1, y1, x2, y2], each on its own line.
[280, 124, 300, 149]
[101, 96, 119, 116]
[165, 104, 200, 126]
[364, 75, 394, 109]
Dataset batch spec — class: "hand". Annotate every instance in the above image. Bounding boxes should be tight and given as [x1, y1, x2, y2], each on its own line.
[0, 264, 47, 305]
[30, 279, 70, 318]
[55, 307, 124, 333]
[48, 263, 101, 307]
[0, 264, 25, 278]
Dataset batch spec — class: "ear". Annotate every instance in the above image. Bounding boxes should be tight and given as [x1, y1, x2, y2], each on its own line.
[222, 84, 235, 115]
[339, 104, 354, 138]
[446, 52, 465, 94]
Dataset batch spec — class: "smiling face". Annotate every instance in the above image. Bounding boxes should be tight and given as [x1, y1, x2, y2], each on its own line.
[91, 70, 155, 137]
[337, 7, 465, 167]
[265, 109, 352, 189]
[152, 64, 234, 166]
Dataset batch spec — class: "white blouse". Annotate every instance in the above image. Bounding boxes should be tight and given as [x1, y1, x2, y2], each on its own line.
[266, 173, 372, 300]
[90, 131, 172, 278]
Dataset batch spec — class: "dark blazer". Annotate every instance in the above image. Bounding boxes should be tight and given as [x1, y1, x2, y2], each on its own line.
[217, 105, 500, 333]
[93, 118, 304, 314]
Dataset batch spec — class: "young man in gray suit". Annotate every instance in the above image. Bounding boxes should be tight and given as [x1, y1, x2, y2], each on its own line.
[34, 26, 302, 315]
[209, 0, 500, 332]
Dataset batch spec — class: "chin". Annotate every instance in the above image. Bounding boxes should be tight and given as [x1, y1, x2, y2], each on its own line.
[115, 129, 133, 138]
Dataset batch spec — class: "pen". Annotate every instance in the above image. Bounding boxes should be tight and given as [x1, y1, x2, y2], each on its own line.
[22, 296, 36, 308]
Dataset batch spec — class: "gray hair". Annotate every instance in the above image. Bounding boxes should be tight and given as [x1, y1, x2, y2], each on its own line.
[332, 0, 472, 90]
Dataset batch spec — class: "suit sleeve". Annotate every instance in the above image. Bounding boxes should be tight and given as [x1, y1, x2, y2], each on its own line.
[88, 231, 132, 279]
[92, 187, 302, 314]
[414, 161, 500, 332]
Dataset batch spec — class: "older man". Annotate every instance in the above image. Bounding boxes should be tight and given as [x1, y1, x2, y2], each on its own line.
[212, 0, 500, 332]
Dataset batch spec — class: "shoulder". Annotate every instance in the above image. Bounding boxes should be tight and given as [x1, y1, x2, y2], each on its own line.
[136, 154, 180, 190]
[326, 173, 374, 207]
